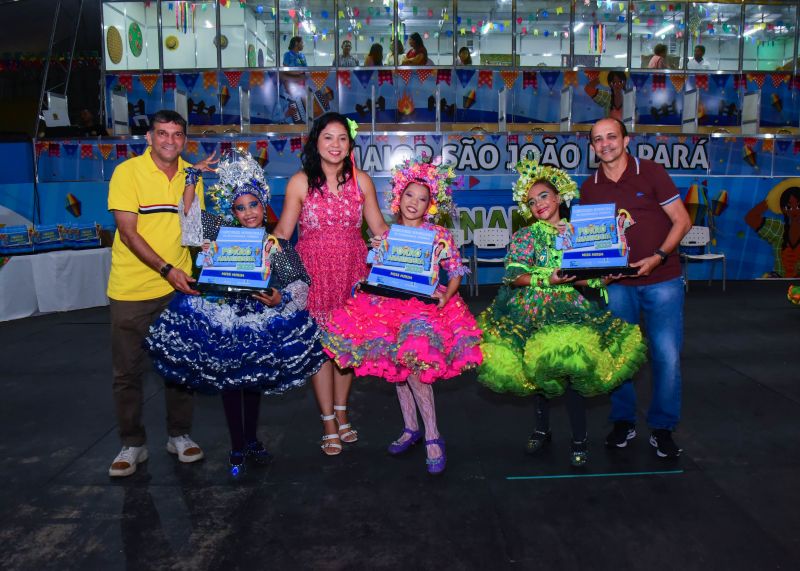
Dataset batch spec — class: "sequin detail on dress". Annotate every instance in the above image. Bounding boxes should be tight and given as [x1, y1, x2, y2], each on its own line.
[296, 177, 369, 326]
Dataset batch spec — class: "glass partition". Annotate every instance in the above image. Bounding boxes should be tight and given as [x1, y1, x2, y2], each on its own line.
[160, 1, 217, 70]
[398, 0, 454, 65]
[217, 1, 277, 68]
[330, 1, 395, 66]
[102, 1, 159, 70]
[515, 1, 570, 67]
[689, 2, 742, 71]
[631, 1, 685, 70]
[573, 1, 628, 67]
[743, 3, 797, 70]
[277, 0, 331, 66]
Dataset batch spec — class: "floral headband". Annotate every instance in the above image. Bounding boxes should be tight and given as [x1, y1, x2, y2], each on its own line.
[206, 150, 271, 225]
[512, 158, 579, 219]
[389, 156, 461, 223]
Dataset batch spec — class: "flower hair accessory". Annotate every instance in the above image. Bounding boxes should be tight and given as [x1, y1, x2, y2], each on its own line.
[389, 155, 461, 223]
[512, 157, 579, 220]
[345, 118, 359, 140]
[206, 150, 270, 225]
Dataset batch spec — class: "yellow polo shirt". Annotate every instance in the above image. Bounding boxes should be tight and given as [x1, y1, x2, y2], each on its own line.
[107, 148, 204, 301]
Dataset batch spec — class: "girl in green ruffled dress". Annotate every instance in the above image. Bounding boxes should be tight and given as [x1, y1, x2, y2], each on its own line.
[477, 160, 647, 466]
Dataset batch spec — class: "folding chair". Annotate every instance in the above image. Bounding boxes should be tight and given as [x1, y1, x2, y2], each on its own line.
[452, 229, 474, 296]
[471, 227, 511, 296]
[680, 225, 726, 291]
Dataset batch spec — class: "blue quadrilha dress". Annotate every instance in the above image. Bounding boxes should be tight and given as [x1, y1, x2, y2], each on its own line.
[146, 210, 325, 394]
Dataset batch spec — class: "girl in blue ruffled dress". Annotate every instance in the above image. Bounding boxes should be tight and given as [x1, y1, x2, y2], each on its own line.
[146, 152, 325, 476]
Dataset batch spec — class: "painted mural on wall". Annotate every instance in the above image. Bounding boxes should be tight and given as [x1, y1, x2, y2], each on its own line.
[7, 132, 800, 281]
[104, 69, 800, 129]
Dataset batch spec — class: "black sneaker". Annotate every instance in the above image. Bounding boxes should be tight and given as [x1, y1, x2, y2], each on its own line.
[525, 430, 552, 455]
[605, 421, 636, 448]
[649, 429, 682, 458]
[245, 440, 273, 466]
[570, 439, 588, 467]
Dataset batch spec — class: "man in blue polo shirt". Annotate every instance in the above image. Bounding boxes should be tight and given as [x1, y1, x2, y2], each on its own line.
[581, 118, 691, 458]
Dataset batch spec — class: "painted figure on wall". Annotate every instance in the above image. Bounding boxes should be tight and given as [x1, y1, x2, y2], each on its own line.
[745, 179, 800, 278]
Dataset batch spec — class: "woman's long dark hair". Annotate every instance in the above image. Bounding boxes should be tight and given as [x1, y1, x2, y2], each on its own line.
[301, 112, 355, 196]
[780, 186, 800, 247]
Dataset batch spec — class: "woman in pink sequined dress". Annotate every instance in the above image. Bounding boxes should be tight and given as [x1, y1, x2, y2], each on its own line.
[274, 112, 389, 456]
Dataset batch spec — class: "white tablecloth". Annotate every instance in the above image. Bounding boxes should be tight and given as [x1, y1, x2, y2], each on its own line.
[0, 248, 111, 321]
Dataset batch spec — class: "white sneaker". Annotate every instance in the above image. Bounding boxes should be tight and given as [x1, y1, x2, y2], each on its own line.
[109, 445, 148, 477]
[166, 434, 205, 463]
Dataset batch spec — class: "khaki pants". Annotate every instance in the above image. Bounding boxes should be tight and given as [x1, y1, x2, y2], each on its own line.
[110, 293, 194, 446]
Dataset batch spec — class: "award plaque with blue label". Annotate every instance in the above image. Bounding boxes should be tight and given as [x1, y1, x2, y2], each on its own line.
[194, 226, 276, 297]
[360, 225, 447, 304]
[557, 203, 639, 279]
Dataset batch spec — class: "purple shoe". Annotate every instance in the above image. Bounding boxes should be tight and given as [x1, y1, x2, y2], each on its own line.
[387, 428, 423, 456]
[425, 438, 446, 475]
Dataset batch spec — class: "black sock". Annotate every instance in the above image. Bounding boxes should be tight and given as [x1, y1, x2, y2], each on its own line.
[221, 390, 245, 451]
[565, 387, 587, 441]
[242, 389, 262, 445]
[534, 395, 550, 433]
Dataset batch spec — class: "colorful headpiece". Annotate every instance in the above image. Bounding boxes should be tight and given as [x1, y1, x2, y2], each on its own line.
[389, 156, 461, 223]
[206, 150, 270, 225]
[512, 158, 579, 220]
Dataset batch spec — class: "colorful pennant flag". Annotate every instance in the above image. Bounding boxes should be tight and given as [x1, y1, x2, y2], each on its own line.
[310, 72, 329, 90]
[80, 144, 94, 159]
[116, 144, 128, 159]
[378, 70, 393, 86]
[202, 71, 218, 90]
[249, 71, 265, 86]
[522, 71, 537, 89]
[117, 74, 133, 91]
[477, 70, 493, 89]
[771, 73, 790, 88]
[746, 72, 765, 89]
[435, 69, 451, 85]
[562, 70, 577, 87]
[337, 70, 352, 88]
[139, 74, 159, 94]
[499, 71, 519, 90]
[395, 69, 412, 84]
[163, 73, 176, 91]
[180, 73, 199, 91]
[417, 69, 433, 84]
[98, 144, 114, 159]
[271, 138, 287, 154]
[224, 71, 243, 88]
[353, 70, 375, 88]
[456, 69, 476, 88]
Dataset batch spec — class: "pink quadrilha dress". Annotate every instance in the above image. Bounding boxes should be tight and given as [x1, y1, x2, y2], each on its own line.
[323, 223, 483, 384]
[295, 177, 369, 327]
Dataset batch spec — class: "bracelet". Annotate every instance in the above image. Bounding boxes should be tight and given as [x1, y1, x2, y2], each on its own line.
[184, 167, 202, 186]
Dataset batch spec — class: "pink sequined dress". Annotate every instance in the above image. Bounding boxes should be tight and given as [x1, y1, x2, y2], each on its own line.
[323, 223, 483, 384]
[296, 177, 369, 327]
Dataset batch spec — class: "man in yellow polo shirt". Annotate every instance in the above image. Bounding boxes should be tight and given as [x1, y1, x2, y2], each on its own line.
[107, 110, 205, 477]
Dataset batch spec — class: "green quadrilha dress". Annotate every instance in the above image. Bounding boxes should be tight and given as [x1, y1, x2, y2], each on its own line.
[477, 220, 647, 398]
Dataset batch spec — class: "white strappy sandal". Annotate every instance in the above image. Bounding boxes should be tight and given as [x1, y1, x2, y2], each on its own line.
[320, 413, 342, 456]
[334, 405, 359, 443]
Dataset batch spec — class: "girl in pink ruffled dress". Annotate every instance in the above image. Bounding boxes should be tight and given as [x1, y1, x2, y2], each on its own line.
[323, 157, 483, 474]
[274, 113, 389, 456]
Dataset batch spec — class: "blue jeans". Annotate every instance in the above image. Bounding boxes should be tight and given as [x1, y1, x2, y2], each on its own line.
[606, 277, 684, 431]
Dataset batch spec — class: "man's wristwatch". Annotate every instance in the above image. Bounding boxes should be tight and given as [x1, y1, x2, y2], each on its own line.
[159, 263, 174, 278]
[654, 249, 668, 265]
